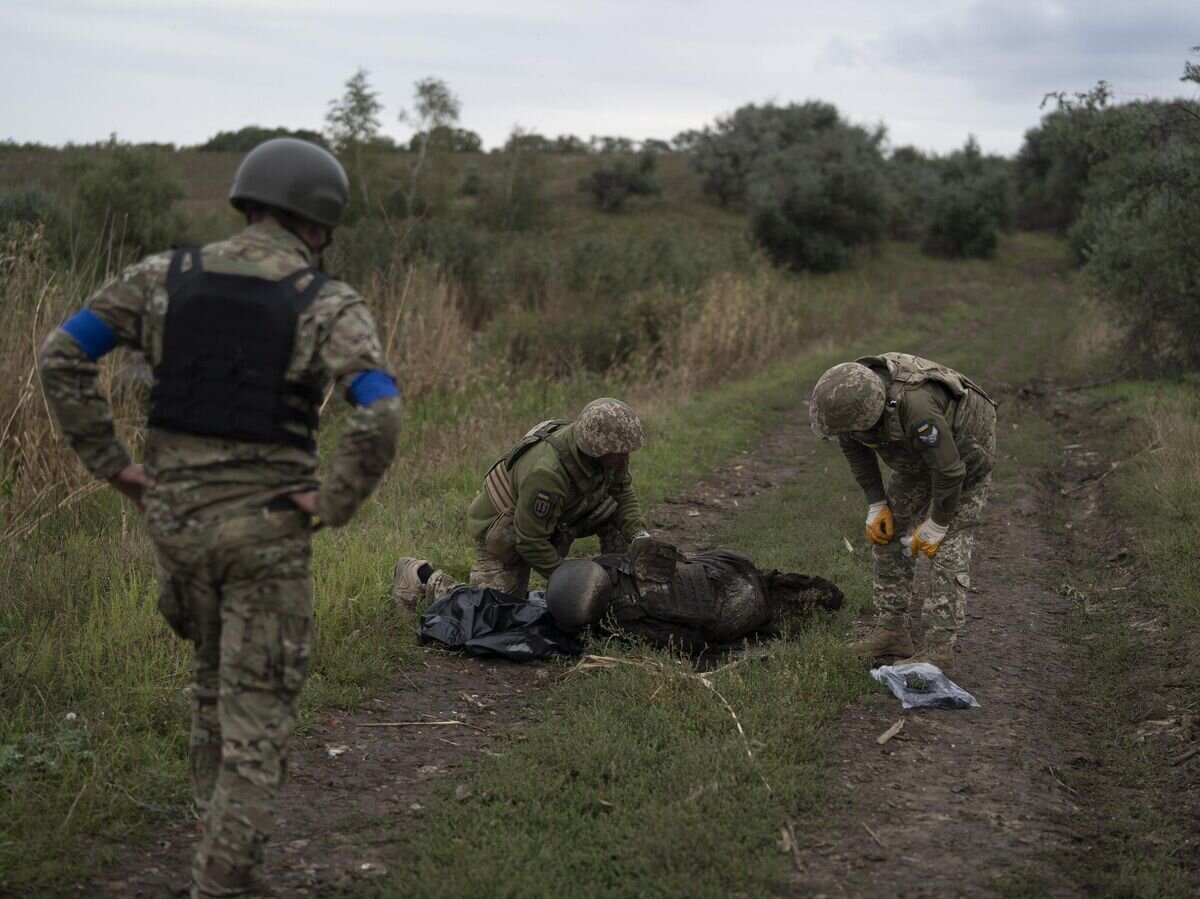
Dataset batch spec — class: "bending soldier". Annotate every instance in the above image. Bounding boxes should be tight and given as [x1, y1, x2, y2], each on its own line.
[394, 398, 649, 606]
[38, 139, 402, 898]
[545, 538, 843, 652]
[809, 353, 997, 675]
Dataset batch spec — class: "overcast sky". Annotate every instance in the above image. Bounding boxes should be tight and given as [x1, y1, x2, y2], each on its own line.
[2, 0, 1197, 156]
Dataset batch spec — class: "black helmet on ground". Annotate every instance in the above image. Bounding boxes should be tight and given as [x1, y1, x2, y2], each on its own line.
[545, 560, 614, 630]
[229, 138, 350, 228]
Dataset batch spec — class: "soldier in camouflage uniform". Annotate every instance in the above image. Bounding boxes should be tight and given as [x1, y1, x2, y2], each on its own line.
[392, 398, 649, 608]
[38, 138, 403, 898]
[810, 353, 997, 675]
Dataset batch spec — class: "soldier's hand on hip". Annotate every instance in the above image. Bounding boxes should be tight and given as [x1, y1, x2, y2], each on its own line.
[108, 463, 155, 513]
[288, 490, 320, 515]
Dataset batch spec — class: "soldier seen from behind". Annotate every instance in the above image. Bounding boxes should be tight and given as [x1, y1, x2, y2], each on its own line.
[38, 138, 403, 898]
[393, 398, 650, 608]
[810, 353, 997, 676]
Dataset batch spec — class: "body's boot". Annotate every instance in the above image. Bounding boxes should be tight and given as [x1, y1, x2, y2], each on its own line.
[848, 616, 914, 663]
[391, 557, 433, 612]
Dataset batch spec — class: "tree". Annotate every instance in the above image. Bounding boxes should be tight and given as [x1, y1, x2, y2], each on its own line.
[198, 126, 328, 153]
[578, 153, 662, 212]
[685, 102, 888, 270]
[552, 134, 589, 154]
[398, 77, 462, 218]
[407, 126, 482, 153]
[325, 68, 384, 208]
[1053, 55, 1200, 371]
[64, 137, 187, 259]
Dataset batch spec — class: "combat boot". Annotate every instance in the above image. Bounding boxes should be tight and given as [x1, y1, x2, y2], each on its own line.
[848, 618, 914, 663]
[391, 557, 432, 612]
[896, 641, 956, 676]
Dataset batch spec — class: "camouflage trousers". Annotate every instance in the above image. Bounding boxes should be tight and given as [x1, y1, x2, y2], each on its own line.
[469, 516, 628, 598]
[152, 506, 312, 898]
[872, 471, 991, 648]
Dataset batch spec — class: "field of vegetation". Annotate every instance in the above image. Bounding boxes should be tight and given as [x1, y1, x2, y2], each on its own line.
[2, 52, 1198, 895]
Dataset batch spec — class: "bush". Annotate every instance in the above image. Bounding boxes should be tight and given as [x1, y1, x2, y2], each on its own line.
[744, 136, 886, 272]
[0, 185, 58, 228]
[197, 126, 328, 152]
[685, 102, 887, 271]
[920, 182, 1000, 259]
[1073, 100, 1200, 369]
[917, 138, 1013, 260]
[578, 154, 662, 212]
[1045, 55, 1200, 372]
[63, 140, 187, 258]
[474, 143, 546, 232]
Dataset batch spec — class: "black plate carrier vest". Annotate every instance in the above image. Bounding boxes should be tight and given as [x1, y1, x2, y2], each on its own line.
[148, 247, 327, 450]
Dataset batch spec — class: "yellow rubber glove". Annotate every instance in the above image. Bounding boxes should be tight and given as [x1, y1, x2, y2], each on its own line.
[864, 502, 894, 545]
[902, 519, 949, 558]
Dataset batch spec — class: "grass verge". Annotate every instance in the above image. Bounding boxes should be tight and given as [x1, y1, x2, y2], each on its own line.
[1045, 379, 1200, 897]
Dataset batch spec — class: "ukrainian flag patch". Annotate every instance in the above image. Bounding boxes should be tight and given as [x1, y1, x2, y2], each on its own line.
[913, 420, 940, 447]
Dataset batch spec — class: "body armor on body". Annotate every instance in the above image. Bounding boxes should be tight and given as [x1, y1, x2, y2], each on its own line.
[548, 539, 843, 650]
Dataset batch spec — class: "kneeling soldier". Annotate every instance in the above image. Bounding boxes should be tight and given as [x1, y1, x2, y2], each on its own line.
[809, 353, 997, 675]
[393, 397, 649, 607]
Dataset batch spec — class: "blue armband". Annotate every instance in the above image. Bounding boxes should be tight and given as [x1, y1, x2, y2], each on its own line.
[347, 370, 400, 407]
[60, 309, 118, 361]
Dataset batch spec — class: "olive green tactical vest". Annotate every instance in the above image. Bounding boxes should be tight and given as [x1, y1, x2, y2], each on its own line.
[483, 420, 615, 528]
[856, 352, 997, 445]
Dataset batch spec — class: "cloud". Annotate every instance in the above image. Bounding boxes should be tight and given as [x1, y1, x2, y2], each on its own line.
[0, 0, 1196, 153]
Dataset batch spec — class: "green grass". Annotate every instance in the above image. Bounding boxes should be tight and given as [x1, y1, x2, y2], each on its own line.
[1035, 378, 1200, 897]
[0, 230, 1075, 894]
[375, 473, 873, 899]
[370, 235, 1084, 898]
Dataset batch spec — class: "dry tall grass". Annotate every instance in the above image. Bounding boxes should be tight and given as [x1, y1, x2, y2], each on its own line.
[0, 225, 148, 542]
[0, 221, 888, 544]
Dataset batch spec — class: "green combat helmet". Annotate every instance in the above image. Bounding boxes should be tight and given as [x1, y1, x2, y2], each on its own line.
[229, 138, 350, 228]
[575, 397, 644, 457]
[809, 362, 886, 438]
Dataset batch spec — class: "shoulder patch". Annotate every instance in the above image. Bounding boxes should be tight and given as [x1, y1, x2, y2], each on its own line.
[531, 489, 555, 519]
[912, 420, 940, 447]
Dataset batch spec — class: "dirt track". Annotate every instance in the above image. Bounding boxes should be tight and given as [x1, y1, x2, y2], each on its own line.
[789, 386, 1090, 898]
[98, 378, 1187, 897]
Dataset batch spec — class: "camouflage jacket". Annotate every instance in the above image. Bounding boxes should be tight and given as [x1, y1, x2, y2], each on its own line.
[838, 357, 997, 525]
[38, 222, 403, 533]
[467, 422, 647, 576]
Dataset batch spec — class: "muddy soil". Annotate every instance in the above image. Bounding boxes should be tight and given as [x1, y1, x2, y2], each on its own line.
[789, 383, 1199, 898]
[788, 389, 1089, 898]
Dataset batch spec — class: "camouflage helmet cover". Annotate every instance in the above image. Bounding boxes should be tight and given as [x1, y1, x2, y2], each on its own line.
[546, 560, 614, 629]
[575, 397, 644, 456]
[230, 138, 350, 228]
[809, 363, 886, 437]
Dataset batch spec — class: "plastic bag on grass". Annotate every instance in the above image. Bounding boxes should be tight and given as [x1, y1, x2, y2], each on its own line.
[418, 586, 582, 661]
[871, 662, 980, 710]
